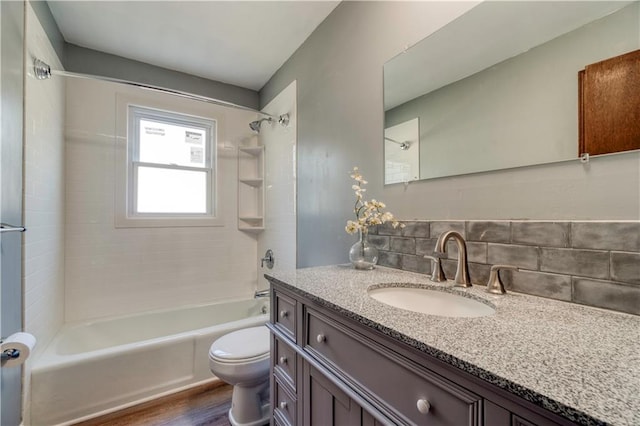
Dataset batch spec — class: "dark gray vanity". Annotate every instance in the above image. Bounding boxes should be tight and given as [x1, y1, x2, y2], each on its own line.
[265, 266, 640, 426]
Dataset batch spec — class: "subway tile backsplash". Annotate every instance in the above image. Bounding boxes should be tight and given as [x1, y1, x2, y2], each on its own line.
[371, 221, 640, 315]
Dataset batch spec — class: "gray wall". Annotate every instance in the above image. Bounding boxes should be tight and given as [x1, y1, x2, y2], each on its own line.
[260, 1, 477, 267]
[1, 2, 25, 424]
[65, 44, 259, 109]
[30, 0, 64, 61]
[260, 1, 640, 268]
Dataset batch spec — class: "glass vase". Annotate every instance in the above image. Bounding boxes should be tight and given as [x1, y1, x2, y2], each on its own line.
[349, 230, 379, 270]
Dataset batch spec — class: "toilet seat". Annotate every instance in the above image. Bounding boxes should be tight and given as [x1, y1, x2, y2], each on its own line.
[209, 326, 270, 363]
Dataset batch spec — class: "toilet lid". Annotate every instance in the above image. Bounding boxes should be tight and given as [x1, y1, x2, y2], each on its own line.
[209, 325, 270, 362]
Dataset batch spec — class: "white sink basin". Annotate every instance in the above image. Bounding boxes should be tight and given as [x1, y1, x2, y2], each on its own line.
[368, 286, 495, 318]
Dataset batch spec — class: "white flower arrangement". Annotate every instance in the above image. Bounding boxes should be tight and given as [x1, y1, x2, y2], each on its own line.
[345, 167, 404, 235]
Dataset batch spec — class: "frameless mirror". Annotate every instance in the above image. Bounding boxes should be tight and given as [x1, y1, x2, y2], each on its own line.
[383, 1, 639, 183]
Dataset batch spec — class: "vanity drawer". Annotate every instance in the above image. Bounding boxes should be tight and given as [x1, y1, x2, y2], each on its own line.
[274, 291, 296, 342]
[305, 308, 482, 426]
[274, 376, 297, 426]
[274, 336, 297, 390]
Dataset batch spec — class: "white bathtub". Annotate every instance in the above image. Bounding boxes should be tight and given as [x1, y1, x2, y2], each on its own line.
[30, 298, 269, 426]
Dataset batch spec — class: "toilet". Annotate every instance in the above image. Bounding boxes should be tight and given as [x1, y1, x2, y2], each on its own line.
[209, 325, 271, 426]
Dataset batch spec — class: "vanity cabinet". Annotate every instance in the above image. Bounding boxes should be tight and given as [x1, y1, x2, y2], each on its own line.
[268, 280, 578, 426]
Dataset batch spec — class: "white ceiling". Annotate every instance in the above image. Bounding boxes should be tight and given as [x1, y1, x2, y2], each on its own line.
[48, 1, 339, 91]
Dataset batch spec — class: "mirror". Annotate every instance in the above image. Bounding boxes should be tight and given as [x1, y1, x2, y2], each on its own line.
[383, 1, 639, 183]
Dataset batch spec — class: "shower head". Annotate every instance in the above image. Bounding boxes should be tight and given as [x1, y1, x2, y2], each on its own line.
[249, 117, 273, 133]
[249, 114, 290, 133]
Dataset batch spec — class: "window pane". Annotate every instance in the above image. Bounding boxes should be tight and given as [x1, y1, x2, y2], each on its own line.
[137, 167, 208, 214]
[139, 119, 207, 167]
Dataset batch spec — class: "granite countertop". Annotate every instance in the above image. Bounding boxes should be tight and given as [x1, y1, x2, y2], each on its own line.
[265, 265, 640, 426]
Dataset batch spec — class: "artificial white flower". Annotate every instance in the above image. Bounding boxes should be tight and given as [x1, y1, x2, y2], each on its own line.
[345, 220, 360, 234]
[346, 167, 405, 235]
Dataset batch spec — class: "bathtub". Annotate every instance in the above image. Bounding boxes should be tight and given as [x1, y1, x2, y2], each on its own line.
[30, 298, 269, 426]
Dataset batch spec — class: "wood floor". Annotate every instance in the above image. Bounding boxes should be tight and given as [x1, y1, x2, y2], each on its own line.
[74, 381, 233, 426]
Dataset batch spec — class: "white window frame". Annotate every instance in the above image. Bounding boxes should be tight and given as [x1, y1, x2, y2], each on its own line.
[115, 93, 224, 228]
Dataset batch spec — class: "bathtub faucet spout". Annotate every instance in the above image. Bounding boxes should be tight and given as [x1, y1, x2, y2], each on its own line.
[254, 289, 270, 299]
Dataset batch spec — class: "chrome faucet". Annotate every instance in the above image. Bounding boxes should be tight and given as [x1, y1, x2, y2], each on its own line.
[254, 289, 270, 298]
[431, 231, 471, 287]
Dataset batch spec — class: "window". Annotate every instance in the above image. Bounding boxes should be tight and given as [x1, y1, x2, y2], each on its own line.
[116, 96, 224, 227]
[128, 106, 216, 217]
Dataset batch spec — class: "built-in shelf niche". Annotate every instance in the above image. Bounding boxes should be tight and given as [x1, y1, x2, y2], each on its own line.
[238, 142, 265, 233]
[239, 178, 263, 187]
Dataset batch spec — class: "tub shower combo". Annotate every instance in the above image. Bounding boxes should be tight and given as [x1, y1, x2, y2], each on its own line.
[31, 299, 269, 424]
[31, 58, 290, 425]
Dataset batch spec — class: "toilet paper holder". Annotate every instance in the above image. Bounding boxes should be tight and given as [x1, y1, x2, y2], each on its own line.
[1, 348, 20, 360]
[0, 338, 21, 360]
[0, 332, 36, 367]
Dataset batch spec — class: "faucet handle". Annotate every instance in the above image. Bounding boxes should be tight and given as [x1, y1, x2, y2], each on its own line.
[423, 254, 446, 282]
[486, 265, 518, 295]
[261, 249, 274, 269]
[423, 255, 437, 270]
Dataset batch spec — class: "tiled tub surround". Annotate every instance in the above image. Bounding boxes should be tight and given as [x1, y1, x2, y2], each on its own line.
[369, 221, 640, 315]
[265, 266, 640, 426]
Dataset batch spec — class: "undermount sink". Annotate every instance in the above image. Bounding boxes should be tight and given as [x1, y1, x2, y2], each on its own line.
[368, 285, 495, 318]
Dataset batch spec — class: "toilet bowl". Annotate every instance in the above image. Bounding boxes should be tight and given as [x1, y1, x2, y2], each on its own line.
[209, 325, 271, 426]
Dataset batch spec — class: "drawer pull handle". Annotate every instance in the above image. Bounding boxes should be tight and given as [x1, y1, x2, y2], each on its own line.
[316, 334, 326, 343]
[279, 356, 288, 365]
[416, 399, 431, 414]
[279, 310, 289, 318]
[279, 401, 288, 410]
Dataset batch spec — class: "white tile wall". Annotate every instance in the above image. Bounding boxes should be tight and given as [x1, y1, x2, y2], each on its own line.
[64, 78, 260, 321]
[257, 81, 297, 287]
[23, 3, 66, 423]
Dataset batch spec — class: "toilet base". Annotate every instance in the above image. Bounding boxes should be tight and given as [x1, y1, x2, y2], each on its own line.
[228, 402, 270, 426]
[227, 381, 270, 426]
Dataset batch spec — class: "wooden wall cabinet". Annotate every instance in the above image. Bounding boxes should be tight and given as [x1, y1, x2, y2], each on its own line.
[268, 280, 578, 426]
[579, 49, 640, 156]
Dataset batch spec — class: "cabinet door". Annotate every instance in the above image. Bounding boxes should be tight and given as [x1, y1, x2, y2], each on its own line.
[579, 49, 640, 156]
[303, 361, 361, 425]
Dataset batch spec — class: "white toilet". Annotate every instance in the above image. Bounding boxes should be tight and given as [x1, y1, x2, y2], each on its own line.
[209, 325, 271, 426]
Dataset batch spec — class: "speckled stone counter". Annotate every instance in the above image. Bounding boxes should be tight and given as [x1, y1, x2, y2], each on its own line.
[265, 265, 640, 426]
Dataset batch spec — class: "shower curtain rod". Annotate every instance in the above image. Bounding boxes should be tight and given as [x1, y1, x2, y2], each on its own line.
[33, 58, 276, 120]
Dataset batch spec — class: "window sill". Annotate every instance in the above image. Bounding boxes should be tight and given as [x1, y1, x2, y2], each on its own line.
[114, 215, 225, 228]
